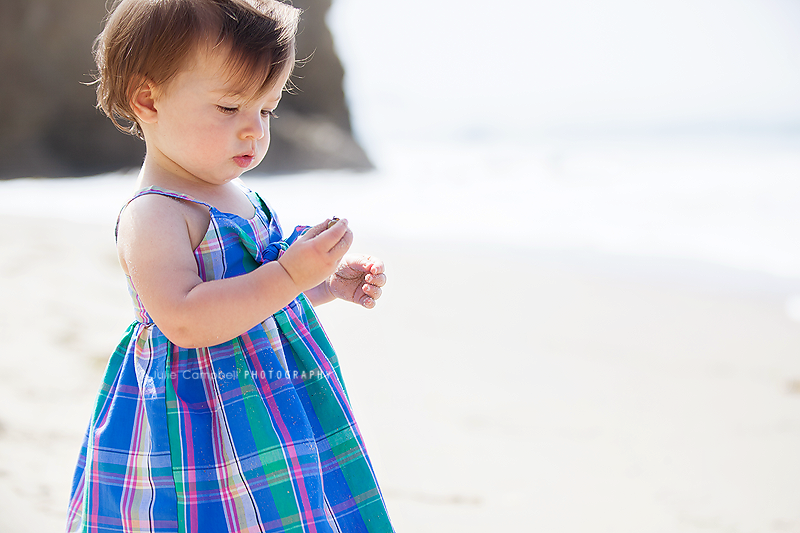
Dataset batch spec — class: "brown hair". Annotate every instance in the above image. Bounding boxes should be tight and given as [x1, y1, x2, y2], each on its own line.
[93, 0, 301, 138]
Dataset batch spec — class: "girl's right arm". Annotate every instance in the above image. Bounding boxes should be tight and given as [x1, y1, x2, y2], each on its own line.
[117, 195, 352, 348]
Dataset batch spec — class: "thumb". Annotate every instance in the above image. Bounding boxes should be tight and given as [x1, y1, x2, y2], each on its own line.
[298, 218, 336, 242]
[312, 218, 350, 252]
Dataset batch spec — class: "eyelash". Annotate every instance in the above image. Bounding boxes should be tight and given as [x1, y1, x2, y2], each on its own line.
[216, 106, 278, 119]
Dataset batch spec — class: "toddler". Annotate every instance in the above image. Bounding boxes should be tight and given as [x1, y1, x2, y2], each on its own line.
[66, 1, 394, 531]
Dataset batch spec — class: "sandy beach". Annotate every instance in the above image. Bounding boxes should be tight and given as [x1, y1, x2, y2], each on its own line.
[3, 0, 799, 528]
[0, 179, 799, 532]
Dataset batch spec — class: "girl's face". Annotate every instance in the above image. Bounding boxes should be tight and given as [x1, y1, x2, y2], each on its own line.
[143, 47, 291, 186]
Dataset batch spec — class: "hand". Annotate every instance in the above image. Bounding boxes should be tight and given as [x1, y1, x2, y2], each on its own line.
[329, 254, 387, 309]
[278, 218, 353, 292]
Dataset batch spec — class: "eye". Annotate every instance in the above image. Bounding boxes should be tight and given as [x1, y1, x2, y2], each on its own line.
[216, 105, 238, 114]
[261, 109, 278, 119]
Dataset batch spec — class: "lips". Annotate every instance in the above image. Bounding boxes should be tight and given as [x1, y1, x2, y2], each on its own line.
[233, 154, 255, 168]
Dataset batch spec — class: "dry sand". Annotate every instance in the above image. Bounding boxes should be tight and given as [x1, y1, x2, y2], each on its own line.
[1, 210, 799, 532]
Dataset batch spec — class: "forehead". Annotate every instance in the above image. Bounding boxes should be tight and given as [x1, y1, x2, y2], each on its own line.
[179, 44, 290, 101]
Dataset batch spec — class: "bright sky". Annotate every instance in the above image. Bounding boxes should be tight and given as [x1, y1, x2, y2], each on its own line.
[329, 0, 800, 139]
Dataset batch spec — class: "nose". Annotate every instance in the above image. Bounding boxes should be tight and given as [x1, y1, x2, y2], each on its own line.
[239, 112, 266, 141]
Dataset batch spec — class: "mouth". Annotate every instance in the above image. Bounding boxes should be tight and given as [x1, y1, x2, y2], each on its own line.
[233, 153, 255, 168]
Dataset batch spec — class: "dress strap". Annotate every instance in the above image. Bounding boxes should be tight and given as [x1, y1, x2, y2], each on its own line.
[132, 186, 213, 208]
[231, 180, 275, 223]
[115, 186, 212, 240]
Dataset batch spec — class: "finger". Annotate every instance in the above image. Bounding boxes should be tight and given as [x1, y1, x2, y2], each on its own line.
[339, 254, 369, 273]
[364, 272, 387, 288]
[299, 219, 333, 241]
[360, 296, 376, 309]
[363, 284, 382, 300]
[312, 219, 350, 252]
[347, 254, 381, 273]
[330, 227, 354, 255]
[367, 258, 385, 276]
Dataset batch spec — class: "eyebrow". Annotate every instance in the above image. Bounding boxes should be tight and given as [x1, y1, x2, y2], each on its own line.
[212, 88, 282, 104]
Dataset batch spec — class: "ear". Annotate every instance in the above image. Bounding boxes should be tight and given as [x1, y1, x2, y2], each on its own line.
[130, 80, 159, 124]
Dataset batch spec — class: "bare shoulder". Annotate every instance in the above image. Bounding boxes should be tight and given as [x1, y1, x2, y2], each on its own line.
[117, 193, 189, 242]
[118, 194, 210, 250]
[116, 193, 209, 274]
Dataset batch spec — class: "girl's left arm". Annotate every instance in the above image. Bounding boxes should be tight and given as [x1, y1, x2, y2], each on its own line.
[304, 254, 386, 308]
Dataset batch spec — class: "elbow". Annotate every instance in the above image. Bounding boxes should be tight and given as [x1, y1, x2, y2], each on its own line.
[157, 319, 239, 349]
[156, 321, 211, 350]
[167, 335, 205, 350]
[160, 326, 201, 349]
[162, 331, 224, 350]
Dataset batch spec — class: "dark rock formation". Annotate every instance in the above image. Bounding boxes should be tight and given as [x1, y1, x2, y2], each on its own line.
[263, 0, 372, 174]
[0, 0, 371, 179]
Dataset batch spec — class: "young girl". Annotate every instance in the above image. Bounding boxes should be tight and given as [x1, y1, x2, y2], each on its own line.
[66, 1, 394, 531]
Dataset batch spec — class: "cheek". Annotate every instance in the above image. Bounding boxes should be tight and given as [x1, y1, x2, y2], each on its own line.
[257, 126, 271, 158]
[180, 120, 228, 157]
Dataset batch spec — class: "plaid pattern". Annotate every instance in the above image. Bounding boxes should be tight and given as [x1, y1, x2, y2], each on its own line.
[67, 185, 393, 532]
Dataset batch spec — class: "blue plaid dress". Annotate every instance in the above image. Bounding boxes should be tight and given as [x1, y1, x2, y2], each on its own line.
[66, 185, 394, 533]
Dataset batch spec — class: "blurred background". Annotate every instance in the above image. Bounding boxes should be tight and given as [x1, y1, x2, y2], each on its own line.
[1, 0, 800, 531]
[324, 0, 800, 281]
[0, 0, 372, 177]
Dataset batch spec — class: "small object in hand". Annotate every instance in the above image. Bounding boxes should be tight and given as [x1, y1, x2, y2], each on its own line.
[327, 217, 339, 229]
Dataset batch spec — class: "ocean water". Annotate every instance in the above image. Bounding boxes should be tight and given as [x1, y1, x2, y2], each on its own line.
[322, 0, 800, 286]
[1, 0, 800, 296]
[326, 0, 800, 284]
